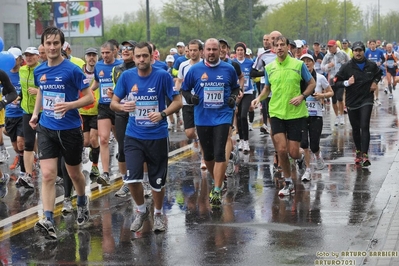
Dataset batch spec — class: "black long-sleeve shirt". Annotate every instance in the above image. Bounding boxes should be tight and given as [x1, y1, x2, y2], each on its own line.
[0, 69, 18, 109]
[334, 59, 382, 109]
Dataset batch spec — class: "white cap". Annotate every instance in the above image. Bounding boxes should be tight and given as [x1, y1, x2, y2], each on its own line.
[62, 41, 70, 50]
[166, 55, 175, 63]
[8, 47, 22, 58]
[300, 53, 314, 62]
[294, 40, 304, 48]
[24, 47, 39, 55]
[246, 48, 252, 55]
[176, 42, 185, 47]
[170, 48, 178, 53]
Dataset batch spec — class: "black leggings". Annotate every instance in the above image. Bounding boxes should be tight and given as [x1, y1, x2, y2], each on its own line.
[237, 94, 254, 140]
[115, 112, 128, 162]
[196, 124, 230, 162]
[300, 116, 323, 153]
[347, 104, 373, 154]
[256, 82, 268, 125]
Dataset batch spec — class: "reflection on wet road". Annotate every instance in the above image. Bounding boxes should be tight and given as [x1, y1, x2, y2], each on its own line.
[0, 97, 398, 265]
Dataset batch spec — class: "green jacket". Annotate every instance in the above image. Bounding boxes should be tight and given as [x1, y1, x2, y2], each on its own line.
[20, 62, 40, 114]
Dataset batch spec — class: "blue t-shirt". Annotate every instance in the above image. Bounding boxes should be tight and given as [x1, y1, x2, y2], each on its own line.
[113, 67, 178, 140]
[34, 60, 89, 130]
[173, 56, 189, 71]
[182, 60, 238, 126]
[153, 60, 168, 71]
[94, 59, 122, 104]
[365, 49, 385, 64]
[5, 71, 23, 118]
[233, 58, 254, 93]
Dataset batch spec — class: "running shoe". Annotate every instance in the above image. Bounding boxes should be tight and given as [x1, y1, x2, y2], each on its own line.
[339, 115, 345, 125]
[389, 94, 393, 99]
[355, 150, 362, 165]
[296, 154, 305, 171]
[153, 214, 167, 232]
[225, 158, 234, 177]
[18, 173, 34, 189]
[315, 152, 325, 170]
[243, 140, 250, 152]
[260, 124, 270, 134]
[115, 184, 130, 197]
[0, 149, 10, 163]
[237, 140, 243, 151]
[334, 117, 339, 126]
[55, 176, 63, 186]
[130, 207, 149, 232]
[143, 181, 152, 197]
[278, 181, 295, 196]
[9, 155, 19, 170]
[97, 173, 110, 186]
[34, 219, 57, 240]
[384, 88, 388, 94]
[0, 174, 10, 198]
[209, 188, 222, 207]
[90, 166, 100, 179]
[374, 99, 381, 106]
[301, 168, 311, 181]
[362, 153, 371, 168]
[76, 196, 90, 226]
[62, 197, 73, 213]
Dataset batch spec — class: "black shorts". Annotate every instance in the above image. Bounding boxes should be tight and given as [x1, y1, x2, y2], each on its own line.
[124, 136, 168, 192]
[23, 113, 40, 151]
[196, 124, 230, 162]
[97, 104, 115, 125]
[386, 68, 397, 77]
[37, 124, 83, 166]
[82, 115, 98, 132]
[331, 84, 344, 103]
[270, 117, 306, 142]
[5, 117, 23, 142]
[182, 105, 195, 130]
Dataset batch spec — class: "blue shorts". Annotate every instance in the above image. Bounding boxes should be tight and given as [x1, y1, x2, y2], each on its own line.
[124, 136, 169, 192]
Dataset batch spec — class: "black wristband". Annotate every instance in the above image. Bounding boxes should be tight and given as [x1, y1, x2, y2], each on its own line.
[301, 93, 308, 99]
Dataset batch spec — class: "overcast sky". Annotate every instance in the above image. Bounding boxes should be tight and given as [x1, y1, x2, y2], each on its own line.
[102, 0, 398, 18]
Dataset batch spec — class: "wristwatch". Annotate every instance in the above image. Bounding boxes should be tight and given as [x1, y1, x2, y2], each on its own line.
[161, 111, 167, 120]
[301, 93, 308, 99]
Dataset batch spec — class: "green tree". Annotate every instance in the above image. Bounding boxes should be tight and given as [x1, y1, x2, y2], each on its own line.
[257, 0, 361, 44]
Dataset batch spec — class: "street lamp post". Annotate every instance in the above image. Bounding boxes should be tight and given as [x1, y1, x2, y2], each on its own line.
[146, 0, 150, 42]
[344, 0, 347, 38]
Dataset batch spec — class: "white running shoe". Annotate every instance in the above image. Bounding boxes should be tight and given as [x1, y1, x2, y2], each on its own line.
[301, 168, 311, 181]
[243, 140, 250, 152]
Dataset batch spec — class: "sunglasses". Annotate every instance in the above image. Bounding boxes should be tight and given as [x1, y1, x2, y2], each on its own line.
[121, 46, 134, 51]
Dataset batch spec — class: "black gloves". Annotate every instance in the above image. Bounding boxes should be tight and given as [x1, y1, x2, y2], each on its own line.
[191, 94, 200, 105]
[0, 101, 5, 111]
[227, 95, 236, 108]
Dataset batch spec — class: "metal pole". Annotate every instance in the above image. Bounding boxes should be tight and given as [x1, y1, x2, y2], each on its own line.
[67, 0, 71, 44]
[146, 0, 150, 42]
[344, 0, 347, 38]
[378, 0, 380, 39]
[305, 0, 309, 42]
[249, 0, 253, 50]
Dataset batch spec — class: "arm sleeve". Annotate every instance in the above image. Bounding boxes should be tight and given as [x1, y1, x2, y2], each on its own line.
[0, 70, 18, 104]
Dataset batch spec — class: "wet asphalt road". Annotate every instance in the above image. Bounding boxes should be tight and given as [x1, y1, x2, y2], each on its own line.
[0, 90, 398, 266]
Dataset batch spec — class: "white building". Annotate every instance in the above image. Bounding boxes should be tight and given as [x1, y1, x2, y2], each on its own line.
[0, 0, 30, 50]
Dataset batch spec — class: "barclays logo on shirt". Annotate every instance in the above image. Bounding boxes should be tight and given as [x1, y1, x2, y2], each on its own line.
[40, 84, 66, 90]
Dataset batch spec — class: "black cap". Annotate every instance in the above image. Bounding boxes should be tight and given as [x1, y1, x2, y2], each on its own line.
[352, 41, 365, 51]
[313, 41, 320, 45]
[121, 40, 137, 47]
[289, 40, 296, 47]
[342, 39, 349, 44]
[85, 47, 98, 54]
[219, 39, 230, 48]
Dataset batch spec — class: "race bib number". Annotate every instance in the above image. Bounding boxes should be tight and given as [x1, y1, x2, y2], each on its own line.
[244, 75, 250, 91]
[135, 101, 159, 127]
[387, 59, 395, 68]
[203, 87, 224, 108]
[100, 83, 113, 102]
[306, 96, 318, 116]
[43, 91, 65, 117]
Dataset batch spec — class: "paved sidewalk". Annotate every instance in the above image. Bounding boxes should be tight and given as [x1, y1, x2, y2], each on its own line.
[362, 149, 399, 265]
